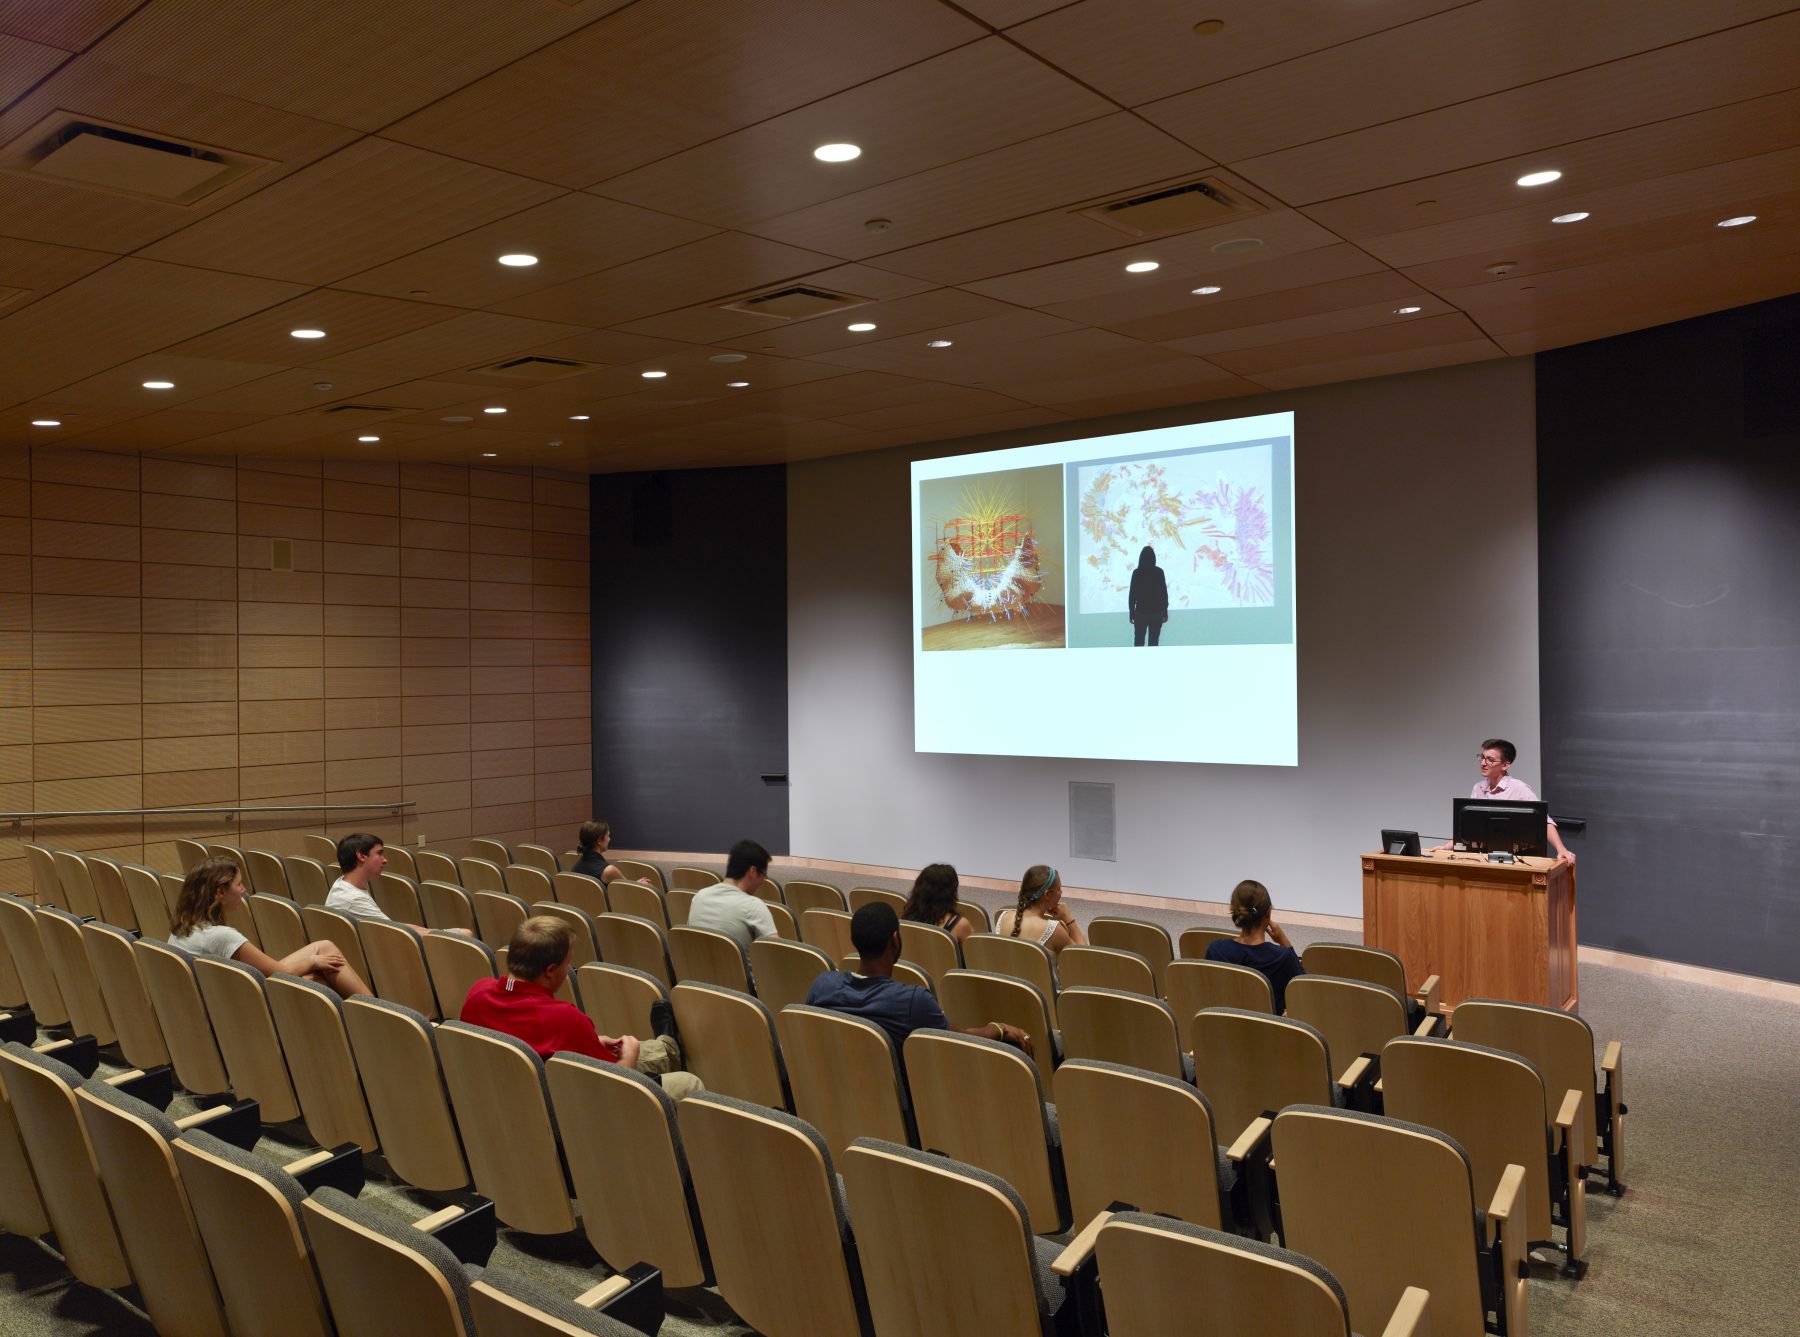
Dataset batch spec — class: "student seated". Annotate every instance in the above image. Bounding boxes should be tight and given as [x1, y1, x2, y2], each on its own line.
[687, 838, 779, 955]
[569, 819, 624, 884]
[994, 864, 1086, 955]
[901, 862, 974, 945]
[326, 832, 470, 936]
[1204, 879, 1304, 1012]
[807, 904, 1032, 1055]
[461, 916, 702, 1098]
[170, 856, 370, 998]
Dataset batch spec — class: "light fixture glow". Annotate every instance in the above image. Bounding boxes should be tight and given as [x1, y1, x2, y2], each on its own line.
[142, 380, 175, 389]
[641, 370, 667, 379]
[1716, 215, 1757, 228]
[727, 381, 750, 388]
[481, 452, 497, 458]
[1393, 305, 1423, 315]
[497, 253, 538, 267]
[1191, 285, 1222, 295]
[847, 322, 877, 332]
[357, 435, 380, 443]
[1125, 260, 1160, 273]
[926, 340, 953, 348]
[290, 328, 327, 339]
[483, 406, 507, 414]
[1516, 169, 1562, 187]
[569, 414, 590, 421]
[31, 419, 60, 427]
[1550, 212, 1589, 224]
[813, 143, 861, 163]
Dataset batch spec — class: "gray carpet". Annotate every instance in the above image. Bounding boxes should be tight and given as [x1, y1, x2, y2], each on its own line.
[5, 885, 1797, 1336]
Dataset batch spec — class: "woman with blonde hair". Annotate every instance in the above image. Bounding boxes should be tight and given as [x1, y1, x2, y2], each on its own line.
[169, 856, 370, 998]
[994, 864, 1085, 956]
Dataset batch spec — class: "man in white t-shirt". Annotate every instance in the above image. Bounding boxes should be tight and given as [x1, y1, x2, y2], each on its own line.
[686, 838, 778, 973]
[326, 832, 472, 936]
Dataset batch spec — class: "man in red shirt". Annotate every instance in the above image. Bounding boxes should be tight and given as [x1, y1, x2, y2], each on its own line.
[462, 916, 702, 1098]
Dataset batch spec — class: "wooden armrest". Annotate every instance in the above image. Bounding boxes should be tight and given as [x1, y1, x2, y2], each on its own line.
[411, 1205, 465, 1232]
[1411, 1014, 1438, 1037]
[32, 1038, 71, 1053]
[174, 1105, 234, 1130]
[102, 1069, 146, 1086]
[1373, 1077, 1384, 1095]
[1051, 1209, 1113, 1277]
[1337, 1055, 1371, 1089]
[1487, 1162, 1525, 1239]
[283, 1149, 333, 1174]
[1560, 1088, 1588, 1268]
[1602, 1039, 1623, 1104]
[1413, 974, 1441, 1013]
[1227, 1116, 1273, 1163]
[574, 1276, 631, 1310]
[1554, 1088, 1582, 1145]
[1380, 1286, 1431, 1337]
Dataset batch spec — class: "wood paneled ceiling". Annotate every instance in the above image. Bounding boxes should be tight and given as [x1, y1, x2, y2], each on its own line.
[2, 0, 1796, 472]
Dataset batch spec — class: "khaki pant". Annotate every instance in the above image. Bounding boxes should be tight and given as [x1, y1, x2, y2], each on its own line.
[635, 1036, 703, 1100]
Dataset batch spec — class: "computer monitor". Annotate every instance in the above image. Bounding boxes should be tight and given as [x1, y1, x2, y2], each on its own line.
[1453, 798, 1549, 857]
[1381, 829, 1421, 857]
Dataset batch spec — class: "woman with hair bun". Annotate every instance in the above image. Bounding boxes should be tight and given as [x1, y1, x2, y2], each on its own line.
[1203, 879, 1303, 1012]
[993, 864, 1085, 957]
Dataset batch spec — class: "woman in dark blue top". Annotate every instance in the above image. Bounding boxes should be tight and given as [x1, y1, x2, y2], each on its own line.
[1203, 879, 1304, 1012]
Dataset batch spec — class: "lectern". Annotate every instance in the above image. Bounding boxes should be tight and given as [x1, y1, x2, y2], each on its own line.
[1360, 852, 1577, 1012]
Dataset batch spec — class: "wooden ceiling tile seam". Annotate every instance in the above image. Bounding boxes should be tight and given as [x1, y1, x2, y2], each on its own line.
[384, 0, 986, 189]
[1161, 292, 1459, 360]
[0, 1, 144, 52]
[0, 235, 119, 316]
[1138, 0, 1797, 167]
[1229, 11, 1800, 206]
[1246, 337, 1502, 391]
[308, 310, 593, 383]
[163, 288, 474, 366]
[175, 367, 410, 419]
[952, 0, 1073, 29]
[984, 351, 1246, 411]
[716, 287, 1019, 360]
[27, 352, 294, 413]
[139, 136, 566, 286]
[590, 36, 1117, 229]
[0, 33, 71, 107]
[1207, 310, 1496, 377]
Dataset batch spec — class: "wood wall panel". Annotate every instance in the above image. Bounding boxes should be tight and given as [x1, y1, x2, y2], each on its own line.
[0, 446, 590, 895]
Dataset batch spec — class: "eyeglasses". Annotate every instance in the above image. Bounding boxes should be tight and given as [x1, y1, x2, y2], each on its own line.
[1478, 754, 1504, 764]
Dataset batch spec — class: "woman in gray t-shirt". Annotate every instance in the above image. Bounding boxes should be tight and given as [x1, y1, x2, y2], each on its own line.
[169, 857, 371, 998]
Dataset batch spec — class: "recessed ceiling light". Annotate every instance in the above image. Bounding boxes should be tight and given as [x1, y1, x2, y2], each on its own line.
[483, 406, 506, 414]
[497, 253, 538, 267]
[569, 414, 590, 421]
[1550, 212, 1589, 224]
[289, 328, 326, 339]
[1124, 260, 1160, 273]
[709, 352, 748, 364]
[1716, 215, 1757, 228]
[31, 419, 60, 427]
[441, 414, 473, 423]
[357, 435, 380, 443]
[727, 381, 750, 388]
[1516, 169, 1562, 187]
[142, 380, 175, 389]
[1393, 305, 1423, 315]
[1192, 19, 1225, 36]
[1191, 285, 1222, 295]
[481, 452, 497, 458]
[847, 322, 877, 332]
[926, 340, 953, 348]
[813, 143, 861, 163]
[641, 370, 667, 379]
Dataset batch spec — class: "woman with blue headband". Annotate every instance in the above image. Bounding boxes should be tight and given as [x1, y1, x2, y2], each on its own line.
[995, 864, 1085, 956]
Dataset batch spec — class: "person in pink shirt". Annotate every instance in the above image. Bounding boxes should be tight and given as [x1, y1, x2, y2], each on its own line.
[1474, 738, 1575, 865]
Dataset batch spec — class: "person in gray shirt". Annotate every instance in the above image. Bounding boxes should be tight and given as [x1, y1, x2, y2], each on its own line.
[686, 838, 778, 958]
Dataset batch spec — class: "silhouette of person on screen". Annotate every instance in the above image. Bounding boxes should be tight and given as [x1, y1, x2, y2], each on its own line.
[1128, 545, 1168, 646]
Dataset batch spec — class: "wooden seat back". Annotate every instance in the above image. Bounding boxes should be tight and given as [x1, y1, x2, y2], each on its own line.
[82, 923, 169, 1069]
[778, 1005, 910, 1159]
[1275, 1104, 1503, 1337]
[158, 871, 185, 924]
[36, 906, 116, 1045]
[1166, 959, 1274, 1049]
[784, 880, 845, 916]
[671, 982, 788, 1109]
[0, 918, 20, 1012]
[938, 968, 1057, 1088]
[421, 931, 498, 1020]
[209, 843, 252, 886]
[1303, 941, 1409, 996]
[414, 849, 461, 886]
[670, 925, 751, 992]
[1178, 926, 1236, 958]
[245, 849, 292, 900]
[678, 1092, 863, 1336]
[548, 1055, 710, 1287]
[956, 899, 993, 933]
[301, 1189, 472, 1333]
[551, 870, 608, 918]
[419, 879, 475, 933]
[171, 1131, 334, 1337]
[264, 975, 378, 1152]
[530, 902, 602, 973]
[302, 833, 339, 864]
[374, 871, 424, 926]
[1285, 975, 1409, 1076]
[798, 907, 854, 961]
[670, 865, 717, 892]
[961, 933, 1059, 1024]
[0, 892, 69, 1025]
[248, 893, 309, 962]
[472, 890, 529, 950]
[0, 1046, 48, 1237]
[603, 879, 668, 929]
[357, 920, 439, 1017]
[51, 850, 101, 919]
[665, 888, 695, 926]
[765, 901, 798, 940]
[594, 913, 673, 986]
[1190, 1009, 1335, 1144]
[85, 856, 137, 931]
[1453, 998, 1602, 1167]
[1058, 986, 1184, 1079]
[1089, 916, 1175, 995]
[300, 903, 371, 986]
[749, 938, 834, 1014]
[436, 1020, 576, 1234]
[383, 845, 419, 881]
[470, 838, 512, 866]
[842, 1138, 1047, 1337]
[848, 886, 906, 916]
[905, 1028, 1067, 1231]
[610, 859, 664, 891]
[1058, 944, 1157, 996]
[123, 864, 171, 938]
[573, 962, 668, 1046]
[341, 997, 468, 1191]
[134, 939, 230, 1096]
[897, 921, 960, 987]
[170, 838, 209, 873]
[1055, 1059, 1226, 1228]
[504, 864, 554, 905]
[460, 856, 507, 897]
[513, 844, 561, 876]
[282, 855, 332, 907]
[195, 958, 300, 1122]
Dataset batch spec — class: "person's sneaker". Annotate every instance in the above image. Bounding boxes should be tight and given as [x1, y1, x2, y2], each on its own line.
[649, 998, 683, 1066]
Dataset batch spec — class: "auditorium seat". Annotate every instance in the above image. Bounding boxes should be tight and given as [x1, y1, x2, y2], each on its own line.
[86, 855, 138, 932]
[1094, 1211, 1428, 1337]
[670, 865, 717, 893]
[470, 838, 512, 867]
[1165, 960, 1274, 1049]
[1188, 1009, 1352, 1181]
[174, 838, 211, 874]
[897, 921, 960, 988]
[666, 888, 695, 926]
[423, 929, 498, 1018]
[678, 1092, 869, 1337]
[124, 863, 172, 938]
[21, 846, 58, 908]
[610, 858, 665, 892]
[248, 892, 309, 961]
[575, 962, 669, 1047]
[504, 863, 555, 904]
[962, 933, 1061, 1025]
[302, 833, 340, 864]
[266, 975, 379, 1151]
[1274, 1104, 1527, 1337]
[420, 879, 477, 933]
[761, 874, 784, 901]
[530, 901, 603, 976]
[604, 878, 669, 930]
[783, 879, 846, 916]
[905, 1028, 1070, 1232]
[35, 905, 117, 1048]
[51, 850, 102, 919]
[778, 1003, 913, 1158]
[0, 1043, 50, 1238]
[513, 844, 562, 876]
[461, 857, 508, 898]
[282, 854, 332, 907]
[1178, 926, 1235, 958]
[842, 1137, 1097, 1337]
[835, 954, 932, 991]
[1384, 1034, 1588, 1276]
[245, 848, 293, 900]
[939, 968, 1059, 1089]
[209, 843, 254, 888]
[1058, 944, 1157, 996]
[766, 901, 799, 940]
[82, 922, 170, 1070]
[1286, 975, 1435, 1105]
[798, 907, 854, 962]
[472, 889, 530, 950]
[374, 870, 425, 925]
[957, 900, 993, 933]
[749, 938, 834, 1013]
[416, 848, 462, 885]
[134, 939, 232, 1099]
[1054, 1059, 1235, 1231]
[303, 1186, 500, 1334]
[1058, 986, 1190, 1083]
[436, 1020, 577, 1235]
[341, 997, 470, 1192]
[301, 903, 372, 986]
[848, 886, 906, 916]
[1303, 941, 1441, 1026]
[383, 845, 419, 881]
[0, 893, 71, 1031]
[468, 1269, 654, 1337]
[595, 913, 675, 986]
[1087, 917, 1174, 996]
[547, 1053, 712, 1288]
[670, 924, 752, 992]
[195, 957, 301, 1123]
[671, 981, 788, 1109]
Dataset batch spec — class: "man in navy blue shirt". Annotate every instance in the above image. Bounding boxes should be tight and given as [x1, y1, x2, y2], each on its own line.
[806, 903, 1033, 1055]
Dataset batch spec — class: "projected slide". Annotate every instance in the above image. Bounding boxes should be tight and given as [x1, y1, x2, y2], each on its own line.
[912, 412, 1295, 766]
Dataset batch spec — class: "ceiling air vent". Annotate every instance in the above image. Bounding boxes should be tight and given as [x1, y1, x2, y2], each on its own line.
[468, 355, 597, 382]
[321, 404, 398, 415]
[1075, 177, 1259, 238]
[3, 112, 271, 204]
[722, 285, 869, 321]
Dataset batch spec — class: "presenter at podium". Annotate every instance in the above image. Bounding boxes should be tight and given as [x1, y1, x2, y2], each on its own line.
[1473, 737, 1575, 865]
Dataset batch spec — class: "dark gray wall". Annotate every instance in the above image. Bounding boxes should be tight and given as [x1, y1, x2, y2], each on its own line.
[1539, 293, 1800, 983]
[590, 466, 788, 853]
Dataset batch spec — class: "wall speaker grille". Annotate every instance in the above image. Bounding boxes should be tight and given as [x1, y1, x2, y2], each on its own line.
[1069, 781, 1116, 862]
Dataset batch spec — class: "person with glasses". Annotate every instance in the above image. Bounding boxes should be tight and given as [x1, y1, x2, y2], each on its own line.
[1472, 737, 1575, 865]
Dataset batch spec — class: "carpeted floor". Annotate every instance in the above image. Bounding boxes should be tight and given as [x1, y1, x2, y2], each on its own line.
[6, 883, 1797, 1336]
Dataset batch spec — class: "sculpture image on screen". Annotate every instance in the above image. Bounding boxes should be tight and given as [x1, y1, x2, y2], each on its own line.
[918, 465, 1064, 651]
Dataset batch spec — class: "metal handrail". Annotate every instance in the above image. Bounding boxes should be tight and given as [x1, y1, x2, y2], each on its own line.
[2, 800, 414, 822]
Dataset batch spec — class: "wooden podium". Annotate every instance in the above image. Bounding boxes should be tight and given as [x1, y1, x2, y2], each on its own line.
[1360, 851, 1578, 1013]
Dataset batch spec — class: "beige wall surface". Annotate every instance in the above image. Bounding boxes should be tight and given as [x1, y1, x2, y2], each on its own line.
[0, 448, 591, 892]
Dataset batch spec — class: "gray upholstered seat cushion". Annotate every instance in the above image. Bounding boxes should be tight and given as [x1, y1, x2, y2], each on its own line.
[176, 1126, 310, 1215]
[474, 1269, 638, 1336]
[309, 1185, 480, 1334]
[2, 1039, 87, 1090]
[73, 1074, 183, 1141]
